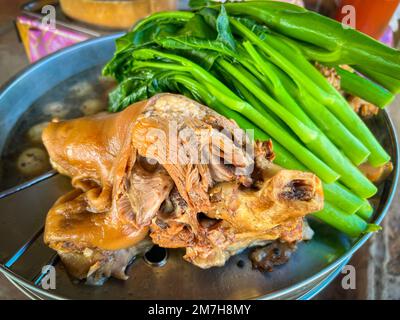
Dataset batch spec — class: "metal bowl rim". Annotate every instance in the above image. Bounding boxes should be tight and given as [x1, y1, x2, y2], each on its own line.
[0, 34, 398, 300]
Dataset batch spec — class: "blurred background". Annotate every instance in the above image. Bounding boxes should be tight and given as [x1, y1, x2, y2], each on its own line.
[0, 0, 399, 300]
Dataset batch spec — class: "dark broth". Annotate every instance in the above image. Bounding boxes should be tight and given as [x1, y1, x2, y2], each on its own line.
[0, 66, 114, 191]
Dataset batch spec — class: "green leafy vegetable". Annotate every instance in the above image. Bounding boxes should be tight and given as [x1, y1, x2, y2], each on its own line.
[102, 1, 399, 237]
[230, 17, 390, 167]
[356, 201, 374, 221]
[220, 1, 400, 79]
[336, 67, 395, 109]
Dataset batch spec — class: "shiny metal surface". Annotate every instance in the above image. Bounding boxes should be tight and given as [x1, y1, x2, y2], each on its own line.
[0, 35, 398, 300]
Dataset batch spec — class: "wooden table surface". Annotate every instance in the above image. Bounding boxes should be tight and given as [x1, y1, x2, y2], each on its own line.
[0, 0, 399, 300]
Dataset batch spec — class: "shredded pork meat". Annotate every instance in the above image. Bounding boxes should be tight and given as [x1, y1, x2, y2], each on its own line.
[347, 95, 380, 118]
[42, 94, 323, 283]
[315, 62, 341, 91]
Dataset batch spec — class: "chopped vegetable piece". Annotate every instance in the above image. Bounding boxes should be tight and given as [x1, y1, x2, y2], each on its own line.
[336, 67, 395, 109]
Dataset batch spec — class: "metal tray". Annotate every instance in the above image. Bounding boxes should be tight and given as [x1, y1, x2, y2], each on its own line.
[0, 34, 398, 300]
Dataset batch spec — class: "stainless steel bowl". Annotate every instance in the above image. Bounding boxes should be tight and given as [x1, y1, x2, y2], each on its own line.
[0, 34, 398, 300]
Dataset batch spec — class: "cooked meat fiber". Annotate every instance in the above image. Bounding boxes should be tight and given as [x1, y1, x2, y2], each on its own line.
[250, 241, 298, 272]
[359, 161, 393, 184]
[42, 94, 324, 283]
[315, 62, 341, 91]
[347, 95, 380, 118]
[59, 238, 153, 285]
